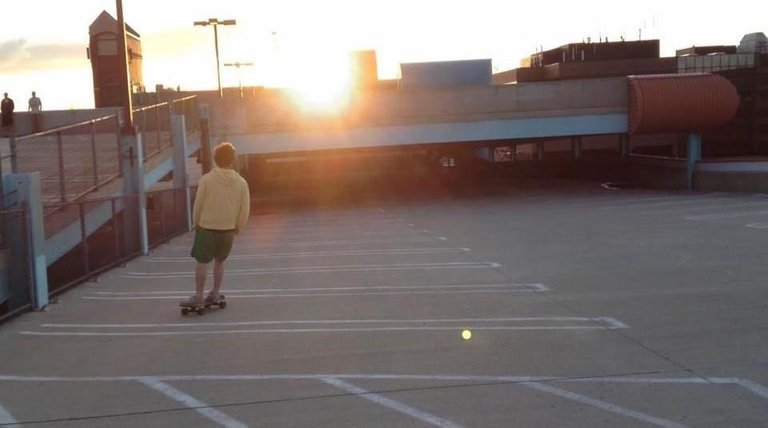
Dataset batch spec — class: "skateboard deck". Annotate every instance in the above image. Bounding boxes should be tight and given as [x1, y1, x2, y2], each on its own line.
[180, 296, 227, 315]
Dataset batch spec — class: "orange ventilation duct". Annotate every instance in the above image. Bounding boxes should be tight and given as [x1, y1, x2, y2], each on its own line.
[628, 74, 740, 135]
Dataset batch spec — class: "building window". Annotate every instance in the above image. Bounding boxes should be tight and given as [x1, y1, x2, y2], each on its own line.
[96, 36, 117, 56]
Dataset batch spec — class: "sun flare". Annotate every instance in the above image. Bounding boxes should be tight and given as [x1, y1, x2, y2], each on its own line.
[286, 64, 352, 111]
[267, 48, 354, 112]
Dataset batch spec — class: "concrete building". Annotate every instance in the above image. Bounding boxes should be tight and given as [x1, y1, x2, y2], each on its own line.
[494, 40, 675, 84]
[677, 33, 768, 156]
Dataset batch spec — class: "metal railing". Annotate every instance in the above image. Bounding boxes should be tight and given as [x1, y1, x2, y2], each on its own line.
[44, 194, 142, 295]
[134, 96, 199, 162]
[146, 187, 190, 249]
[0, 96, 201, 321]
[2, 96, 199, 207]
[9, 114, 122, 205]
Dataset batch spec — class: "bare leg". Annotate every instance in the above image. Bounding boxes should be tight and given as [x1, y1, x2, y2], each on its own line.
[195, 262, 208, 300]
[212, 260, 225, 298]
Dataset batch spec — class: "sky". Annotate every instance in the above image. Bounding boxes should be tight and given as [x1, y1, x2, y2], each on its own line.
[1, 0, 765, 110]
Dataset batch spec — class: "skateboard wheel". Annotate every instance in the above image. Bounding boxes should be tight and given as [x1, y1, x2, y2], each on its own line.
[181, 308, 189, 316]
[219, 301, 227, 309]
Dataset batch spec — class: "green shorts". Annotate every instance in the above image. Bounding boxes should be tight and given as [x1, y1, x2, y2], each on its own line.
[190, 228, 236, 263]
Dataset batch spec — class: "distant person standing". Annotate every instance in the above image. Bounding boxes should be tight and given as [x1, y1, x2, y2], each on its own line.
[28, 91, 42, 132]
[1, 93, 14, 132]
[182, 142, 250, 309]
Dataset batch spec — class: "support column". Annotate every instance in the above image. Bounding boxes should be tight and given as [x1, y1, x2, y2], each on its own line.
[171, 115, 192, 232]
[3, 173, 48, 310]
[571, 136, 582, 160]
[687, 133, 701, 191]
[536, 141, 545, 161]
[620, 134, 630, 158]
[121, 130, 149, 256]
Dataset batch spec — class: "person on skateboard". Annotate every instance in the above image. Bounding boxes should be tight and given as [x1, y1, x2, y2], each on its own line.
[183, 142, 250, 308]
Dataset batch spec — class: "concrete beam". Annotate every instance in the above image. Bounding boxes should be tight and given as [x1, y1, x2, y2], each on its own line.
[229, 113, 629, 155]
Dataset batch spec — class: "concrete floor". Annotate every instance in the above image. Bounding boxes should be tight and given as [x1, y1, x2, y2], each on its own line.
[1, 178, 768, 427]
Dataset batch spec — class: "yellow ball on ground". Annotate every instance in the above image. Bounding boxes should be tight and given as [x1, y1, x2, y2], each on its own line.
[461, 329, 472, 340]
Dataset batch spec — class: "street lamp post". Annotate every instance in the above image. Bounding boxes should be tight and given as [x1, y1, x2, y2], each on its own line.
[193, 18, 236, 98]
[224, 61, 254, 98]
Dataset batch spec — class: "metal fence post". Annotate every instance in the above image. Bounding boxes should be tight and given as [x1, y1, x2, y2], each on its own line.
[171, 115, 192, 231]
[79, 202, 90, 274]
[115, 115, 124, 176]
[9, 134, 17, 173]
[111, 198, 121, 260]
[56, 131, 67, 202]
[91, 120, 98, 187]
[155, 105, 162, 154]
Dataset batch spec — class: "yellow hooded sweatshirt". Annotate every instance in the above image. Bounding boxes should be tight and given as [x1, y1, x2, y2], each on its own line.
[193, 167, 250, 232]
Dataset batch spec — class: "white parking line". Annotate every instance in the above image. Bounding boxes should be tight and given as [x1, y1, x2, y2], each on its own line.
[320, 377, 463, 428]
[91, 283, 549, 296]
[734, 379, 768, 400]
[641, 201, 768, 214]
[40, 317, 620, 329]
[22, 317, 628, 337]
[146, 247, 471, 262]
[686, 209, 768, 221]
[0, 402, 18, 426]
[163, 236, 444, 250]
[2, 373, 766, 426]
[120, 262, 501, 279]
[83, 283, 547, 300]
[523, 382, 687, 428]
[137, 378, 247, 428]
[601, 194, 729, 210]
[0, 373, 759, 385]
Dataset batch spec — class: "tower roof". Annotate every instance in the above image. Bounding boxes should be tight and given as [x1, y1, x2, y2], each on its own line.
[89, 10, 140, 38]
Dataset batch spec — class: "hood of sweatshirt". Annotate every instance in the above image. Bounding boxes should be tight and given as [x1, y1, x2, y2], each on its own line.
[210, 167, 241, 186]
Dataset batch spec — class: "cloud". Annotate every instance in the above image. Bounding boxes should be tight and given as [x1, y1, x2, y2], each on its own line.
[0, 39, 87, 73]
[0, 38, 28, 62]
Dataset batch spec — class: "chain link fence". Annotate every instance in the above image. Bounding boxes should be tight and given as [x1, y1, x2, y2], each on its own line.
[135, 96, 200, 163]
[45, 194, 143, 295]
[0, 205, 31, 323]
[1, 96, 200, 318]
[147, 187, 190, 249]
[10, 115, 122, 205]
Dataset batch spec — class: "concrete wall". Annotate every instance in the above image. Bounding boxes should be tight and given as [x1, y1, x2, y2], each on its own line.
[184, 77, 628, 136]
[399, 59, 492, 89]
[695, 171, 768, 193]
[2, 108, 122, 137]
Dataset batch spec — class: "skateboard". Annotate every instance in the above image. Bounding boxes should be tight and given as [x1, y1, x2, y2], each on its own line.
[180, 295, 227, 316]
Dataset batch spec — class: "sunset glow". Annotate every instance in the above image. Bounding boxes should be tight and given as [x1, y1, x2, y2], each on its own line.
[3, 0, 766, 110]
[287, 68, 352, 112]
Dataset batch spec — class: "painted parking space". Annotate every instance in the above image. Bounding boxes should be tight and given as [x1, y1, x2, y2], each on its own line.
[2, 373, 768, 427]
[3, 181, 768, 425]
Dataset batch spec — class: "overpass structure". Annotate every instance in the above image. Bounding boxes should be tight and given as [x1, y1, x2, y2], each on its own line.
[200, 74, 738, 161]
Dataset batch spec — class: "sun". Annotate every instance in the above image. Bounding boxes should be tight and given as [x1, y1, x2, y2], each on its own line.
[274, 50, 354, 112]
[289, 70, 352, 112]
